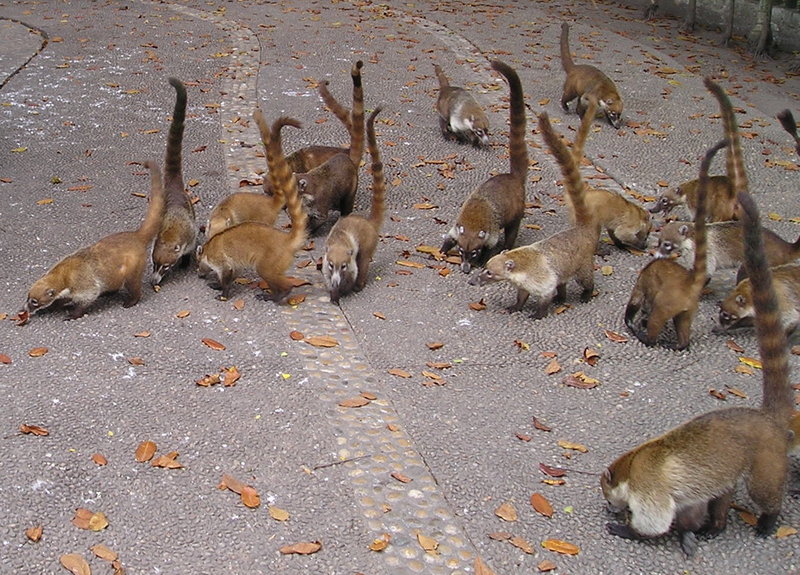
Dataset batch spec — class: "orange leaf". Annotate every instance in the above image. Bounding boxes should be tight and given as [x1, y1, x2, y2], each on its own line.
[222, 366, 241, 387]
[475, 557, 498, 575]
[391, 472, 413, 483]
[91, 453, 108, 466]
[494, 501, 518, 522]
[90, 544, 118, 562]
[416, 532, 438, 552]
[25, 525, 43, 542]
[304, 335, 339, 348]
[388, 368, 412, 378]
[530, 493, 554, 518]
[510, 536, 534, 554]
[426, 341, 444, 350]
[279, 541, 322, 555]
[201, 338, 226, 351]
[289, 330, 305, 340]
[0, 353, 12, 364]
[220, 474, 246, 494]
[603, 329, 628, 343]
[241, 485, 261, 508]
[268, 505, 290, 521]
[59, 553, 91, 575]
[544, 358, 561, 375]
[339, 397, 370, 408]
[28, 347, 48, 357]
[537, 559, 557, 572]
[469, 299, 487, 311]
[541, 539, 580, 555]
[20, 424, 49, 436]
[134, 440, 157, 463]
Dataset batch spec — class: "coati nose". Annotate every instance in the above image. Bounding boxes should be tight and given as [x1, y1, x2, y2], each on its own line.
[460, 260, 472, 274]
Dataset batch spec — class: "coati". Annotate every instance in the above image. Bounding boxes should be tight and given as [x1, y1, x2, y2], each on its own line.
[206, 191, 283, 239]
[285, 60, 365, 173]
[624, 141, 721, 350]
[603, 78, 793, 556]
[295, 152, 358, 233]
[322, 107, 385, 304]
[24, 161, 166, 320]
[656, 219, 800, 280]
[151, 77, 198, 286]
[469, 111, 598, 318]
[603, 188, 793, 557]
[559, 22, 623, 129]
[718, 262, 800, 334]
[565, 105, 651, 251]
[777, 109, 800, 157]
[440, 60, 527, 274]
[433, 63, 490, 147]
[649, 175, 739, 222]
[643, 0, 659, 20]
[197, 113, 307, 302]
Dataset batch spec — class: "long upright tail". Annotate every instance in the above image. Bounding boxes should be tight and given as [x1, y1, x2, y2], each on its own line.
[705, 78, 747, 201]
[572, 99, 597, 162]
[253, 108, 285, 210]
[538, 112, 596, 238]
[164, 78, 187, 197]
[560, 23, 575, 73]
[318, 82, 352, 131]
[348, 60, 366, 168]
[268, 115, 308, 251]
[490, 60, 528, 183]
[366, 106, 385, 231]
[138, 160, 167, 241]
[433, 64, 450, 89]
[691, 140, 726, 294]
[739, 190, 792, 425]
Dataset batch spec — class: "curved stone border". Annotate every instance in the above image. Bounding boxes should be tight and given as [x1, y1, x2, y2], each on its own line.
[161, 2, 481, 572]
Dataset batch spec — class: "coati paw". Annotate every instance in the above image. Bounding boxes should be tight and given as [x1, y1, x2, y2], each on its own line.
[605, 522, 640, 541]
[679, 531, 699, 558]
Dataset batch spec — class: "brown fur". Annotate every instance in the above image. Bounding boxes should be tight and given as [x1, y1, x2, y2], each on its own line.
[649, 175, 739, 222]
[24, 161, 166, 319]
[656, 219, 800, 280]
[433, 64, 490, 147]
[286, 60, 365, 173]
[624, 141, 722, 350]
[152, 78, 198, 285]
[718, 262, 800, 334]
[322, 107, 385, 304]
[603, 78, 793, 557]
[295, 152, 358, 233]
[440, 60, 527, 273]
[560, 22, 623, 129]
[197, 113, 307, 302]
[206, 192, 283, 239]
[469, 111, 597, 318]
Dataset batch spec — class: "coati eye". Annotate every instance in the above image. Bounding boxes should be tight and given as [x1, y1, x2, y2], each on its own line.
[173, 245, 181, 252]
[29, 298, 39, 308]
[327, 261, 333, 270]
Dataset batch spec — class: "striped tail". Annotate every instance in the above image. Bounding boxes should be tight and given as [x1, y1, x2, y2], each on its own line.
[164, 78, 187, 197]
[491, 60, 528, 183]
[366, 106, 385, 231]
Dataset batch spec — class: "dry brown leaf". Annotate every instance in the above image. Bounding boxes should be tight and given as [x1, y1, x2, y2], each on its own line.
[391, 471, 413, 483]
[776, 525, 798, 538]
[416, 532, 438, 553]
[487, 532, 512, 541]
[726, 339, 745, 353]
[494, 501, 518, 522]
[537, 559, 557, 572]
[510, 536, 534, 554]
[469, 299, 487, 311]
[603, 329, 628, 343]
[739, 356, 762, 369]
[304, 335, 339, 348]
[201, 338, 226, 351]
[544, 358, 561, 375]
[289, 330, 305, 341]
[28, 347, 48, 357]
[0, 353, 12, 364]
[134, 440, 157, 463]
[738, 510, 758, 526]
[396, 260, 426, 269]
[241, 485, 261, 508]
[90, 544, 118, 562]
[91, 453, 108, 466]
[222, 366, 241, 387]
[175, 310, 191, 318]
[475, 556, 498, 575]
[25, 525, 43, 542]
[268, 505, 289, 521]
[196, 373, 221, 387]
[20, 424, 49, 436]
[60, 553, 91, 575]
[539, 463, 567, 477]
[541, 538, 580, 555]
[133, 331, 151, 338]
[279, 541, 322, 555]
[287, 294, 306, 306]
[369, 533, 390, 552]
[426, 341, 444, 350]
[557, 440, 588, 453]
[220, 473, 246, 494]
[232, 299, 245, 310]
[563, 371, 600, 389]
[533, 417, 552, 432]
[373, 312, 386, 320]
[388, 368, 412, 378]
[339, 397, 370, 408]
[530, 493, 554, 518]
[152, 451, 183, 469]
[583, 347, 600, 366]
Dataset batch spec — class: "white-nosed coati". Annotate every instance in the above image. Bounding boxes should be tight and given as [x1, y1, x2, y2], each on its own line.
[718, 262, 800, 334]
[565, 104, 651, 250]
[152, 78, 198, 285]
[24, 161, 166, 320]
[777, 109, 800, 157]
[604, 78, 794, 557]
[206, 192, 283, 239]
[469, 111, 599, 318]
[285, 60, 365, 173]
[624, 140, 722, 350]
[295, 152, 358, 233]
[433, 63, 490, 147]
[560, 22, 623, 129]
[656, 219, 800, 280]
[322, 106, 385, 304]
[197, 113, 307, 302]
[440, 60, 527, 274]
[603, 188, 794, 557]
[649, 175, 738, 222]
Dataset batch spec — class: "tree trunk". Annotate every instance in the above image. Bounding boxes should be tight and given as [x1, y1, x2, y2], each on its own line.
[750, 0, 773, 57]
[722, 0, 735, 46]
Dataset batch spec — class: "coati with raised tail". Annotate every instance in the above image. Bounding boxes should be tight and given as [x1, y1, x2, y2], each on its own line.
[564, 103, 651, 251]
[197, 114, 307, 302]
[560, 22, 623, 129]
[322, 107, 385, 304]
[603, 188, 794, 557]
[206, 192, 282, 239]
[649, 175, 738, 222]
[433, 64, 490, 147]
[24, 161, 166, 320]
[469, 111, 598, 318]
[718, 262, 800, 334]
[624, 140, 721, 350]
[286, 60, 365, 173]
[295, 153, 358, 233]
[151, 78, 198, 286]
[440, 60, 527, 274]
[656, 219, 800, 280]
[777, 109, 800, 157]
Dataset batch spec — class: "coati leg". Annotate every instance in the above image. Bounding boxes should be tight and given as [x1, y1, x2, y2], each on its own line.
[503, 219, 522, 251]
[672, 310, 693, 351]
[748, 447, 786, 536]
[256, 273, 293, 303]
[218, 269, 235, 301]
[554, 283, 568, 305]
[511, 288, 530, 313]
[122, 274, 144, 308]
[702, 491, 733, 537]
[355, 251, 372, 292]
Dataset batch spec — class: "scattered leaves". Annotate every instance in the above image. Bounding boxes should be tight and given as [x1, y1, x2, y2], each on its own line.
[530, 493, 554, 518]
[562, 371, 600, 389]
[72, 508, 108, 531]
[279, 541, 322, 555]
[494, 501, 518, 522]
[134, 440, 157, 463]
[557, 440, 588, 453]
[541, 538, 580, 555]
[59, 554, 91, 575]
[151, 451, 183, 469]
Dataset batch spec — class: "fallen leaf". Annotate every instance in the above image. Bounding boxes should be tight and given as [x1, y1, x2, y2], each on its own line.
[475, 557, 498, 575]
[369, 533, 390, 552]
[152, 451, 183, 469]
[287, 294, 306, 306]
[739, 356, 762, 369]
[91, 453, 108, 466]
[241, 485, 261, 508]
[0, 354, 12, 364]
[222, 366, 241, 387]
[541, 538, 580, 555]
[426, 341, 444, 350]
[201, 338, 226, 351]
[391, 472, 413, 483]
[232, 299, 245, 310]
[557, 440, 588, 453]
[279, 541, 322, 555]
[776, 525, 798, 538]
[175, 310, 191, 318]
[134, 440, 157, 462]
[28, 347, 48, 357]
[416, 532, 438, 553]
[583, 348, 600, 366]
[726, 339, 745, 353]
[537, 559, 557, 572]
[289, 330, 305, 340]
[488, 532, 512, 541]
[196, 373, 221, 387]
[396, 260, 426, 269]
[469, 299, 487, 311]
[539, 463, 567, 477]
[59, 553, 91, 575]
[90, 544, 118, 562]
[25, 525, 43, 542]
[339, 397, 370, 408]
[20, 424, 49, 436]
[304, 335, 339, 347]
[544, 358, 561, 375]
[373, 312, 386, 320]
[604, 329, 628, 343]
[220, 474, 246, 494]
[530, 493, 554, 518]
[510, 536, 534, 554]
[533, 417, 552, 432]
[268, 505, 290, 521]
[495, 501, 518, 522]
[133, 331, 151, 338]
[563, 371, 599, 389]
[388, 368, 412, 378]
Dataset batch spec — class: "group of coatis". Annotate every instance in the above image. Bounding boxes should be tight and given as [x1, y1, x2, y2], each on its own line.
[18, 21, 800, 558]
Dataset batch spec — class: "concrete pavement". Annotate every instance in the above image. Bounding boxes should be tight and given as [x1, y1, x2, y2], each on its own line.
[1, 1, 799, 574]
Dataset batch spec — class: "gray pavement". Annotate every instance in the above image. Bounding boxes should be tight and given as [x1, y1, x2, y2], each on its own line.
[1, 1, 799, 574]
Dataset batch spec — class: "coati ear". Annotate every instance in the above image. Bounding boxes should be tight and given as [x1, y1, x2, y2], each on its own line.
[46, 288, 56, 298]
[602, 468, 612, 483]
[457, 225, 465, 236]
[675, 186, 685, 198]
[736, 294, 747, 306]
[504, 259, 515, 271]
[298, 178, 308, 192]
[196, 245, 204, 257]
[478, 230, 487, 239]
[678, 224, 689, 237]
